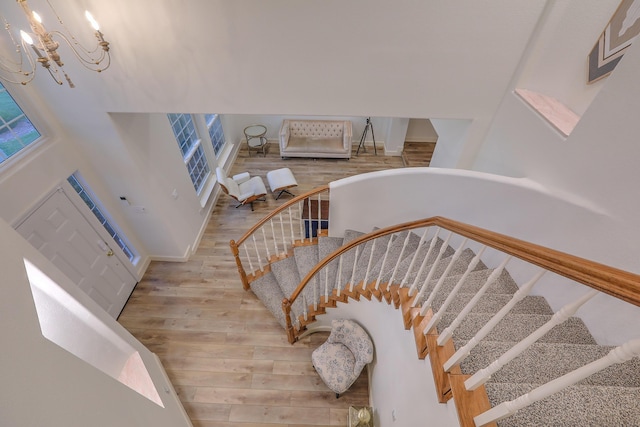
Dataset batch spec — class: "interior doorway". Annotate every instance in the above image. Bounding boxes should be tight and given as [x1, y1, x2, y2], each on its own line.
[403, 118, 438, 167]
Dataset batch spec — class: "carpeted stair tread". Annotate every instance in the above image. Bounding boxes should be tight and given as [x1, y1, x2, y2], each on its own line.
[350, 230, 393, 286]
[317, 236, 343, 295]
[249, 272, 287, 329]
[376, 235, 446, 285]
[369, 230, 424, 283]
[394, 237, 456, 287]
[443, 313, 596, 345]
[336, 229, 366, 288]
[293, 244, 320, 308]
[483, 382, 640, 427]
[459, 341, 640, 387]
[398, 248, 488, 290]
[429, 293, 553, 317]
[270, 256, 304, 318]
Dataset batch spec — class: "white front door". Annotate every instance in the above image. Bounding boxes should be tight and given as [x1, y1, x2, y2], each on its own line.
[15, 188, 137, 318]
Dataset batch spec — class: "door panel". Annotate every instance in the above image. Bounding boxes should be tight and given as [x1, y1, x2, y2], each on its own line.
[16, 189, 137, 318]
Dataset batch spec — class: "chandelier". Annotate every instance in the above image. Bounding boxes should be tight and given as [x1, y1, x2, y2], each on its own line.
[0, 0, 111, 88]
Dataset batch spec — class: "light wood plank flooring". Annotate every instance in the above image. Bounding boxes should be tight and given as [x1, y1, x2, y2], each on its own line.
[118, 141, 433, 426]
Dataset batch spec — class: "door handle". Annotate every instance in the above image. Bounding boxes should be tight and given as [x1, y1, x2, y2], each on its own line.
[107, 249, 114, 257]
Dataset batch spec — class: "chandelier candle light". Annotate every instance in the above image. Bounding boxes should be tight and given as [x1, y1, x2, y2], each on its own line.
[0, 0, 111, 87]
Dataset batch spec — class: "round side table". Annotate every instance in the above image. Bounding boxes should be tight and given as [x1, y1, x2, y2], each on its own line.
[244, 124, 269, 157]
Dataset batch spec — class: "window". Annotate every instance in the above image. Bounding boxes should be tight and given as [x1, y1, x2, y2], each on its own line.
[205, 114, 226, 156]
[67, 173, 136, 262]
[167, 113, 211, 193]
[0, 82, 41, 164]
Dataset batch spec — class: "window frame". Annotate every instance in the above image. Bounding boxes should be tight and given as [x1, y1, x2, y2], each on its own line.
[0, 82, 46, 171]
[168, 113, 211, 195]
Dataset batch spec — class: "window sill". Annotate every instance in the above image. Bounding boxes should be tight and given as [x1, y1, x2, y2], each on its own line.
[198, 175, 216, 208]
[515, 88, 580, 137]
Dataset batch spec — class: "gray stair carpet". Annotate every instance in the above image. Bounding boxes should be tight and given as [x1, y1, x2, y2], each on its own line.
[318, 236, 343, 296]
[336, 229, 366, 288]
[444, 313, 597, 346]
[484, 383, 640, 427]
[397, 248, 488, 291]
[270, 255, 305, 318]
[249, 272, 287, 328]
[413, 268, 521, 308]
[459, 341, 640, 387]
[374, 232, 446, 284]
[350, 230, 393, 287]
[430, 293, 554, 317]
[293, 244, 320, 308]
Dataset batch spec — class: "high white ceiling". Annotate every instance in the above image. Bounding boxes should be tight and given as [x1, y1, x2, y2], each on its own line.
[2, 0, 548, 120]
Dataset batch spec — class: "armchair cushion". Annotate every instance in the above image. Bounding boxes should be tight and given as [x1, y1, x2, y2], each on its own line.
[311, 319, 374, 395]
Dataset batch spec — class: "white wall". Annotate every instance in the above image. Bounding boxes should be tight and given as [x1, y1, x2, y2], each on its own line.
[429, 119, 472, 168]
[0, 218, 191, 427]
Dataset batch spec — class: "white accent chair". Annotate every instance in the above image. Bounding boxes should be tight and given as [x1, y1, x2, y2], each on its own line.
[311, 319, 374, 398]
[215, 167, 267, 211]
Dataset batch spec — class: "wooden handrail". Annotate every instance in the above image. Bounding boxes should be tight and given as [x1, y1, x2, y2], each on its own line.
[230, 185, 330, 290]
[234, 185, 329, 247]
[288, 216, 640, 308]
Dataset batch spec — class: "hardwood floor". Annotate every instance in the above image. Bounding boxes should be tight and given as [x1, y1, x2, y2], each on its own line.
[118, 141, 433, 426]
[402, 141, 437, 167]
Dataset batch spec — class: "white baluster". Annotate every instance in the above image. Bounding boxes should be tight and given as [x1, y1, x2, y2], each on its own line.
[407, 229, 446, 297]
[443, 269, 545, 372]
[302, 296, 308, 321]
[324, 268, 329, 301]
[298, 200, 304, 242]
[270, 219, 279, 255]
[335, 256, 343, 296]
[388, 231, 415, 285]
[261, 227, 271, 261]
[279, 212, 287, 253]
[374, 233, 396, 291]
[252, 234, 264, 271]
[418, 237, 467, 310]
[347, 246, 360, 293]
[410, 230, 452, 304]
[313, 275, 318, 311]
[362, 239, 377, 290]
[243, 244, 254, 273]
[400, 228, 431, 290]
[288, 206, 295, 244]
[307, 197, 312, 241]
[317, 193, 321, 234]
[436, 255, 511, 344]
[465, 289, 599, 391]
[474, 338, 640, 427]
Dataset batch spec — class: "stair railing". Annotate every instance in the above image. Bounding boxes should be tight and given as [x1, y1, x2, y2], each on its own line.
[280, 215, 640, 420]
[230, 185, 329, 290]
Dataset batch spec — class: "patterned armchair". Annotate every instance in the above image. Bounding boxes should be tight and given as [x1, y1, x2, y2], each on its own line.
[311, 319, 374, 397]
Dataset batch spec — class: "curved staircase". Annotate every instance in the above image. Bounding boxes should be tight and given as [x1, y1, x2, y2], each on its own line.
[230, 191, 640, 426]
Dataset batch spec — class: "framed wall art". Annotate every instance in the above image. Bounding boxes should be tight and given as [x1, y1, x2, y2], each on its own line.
[588, 0, 640, 83]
